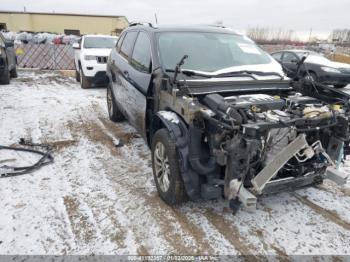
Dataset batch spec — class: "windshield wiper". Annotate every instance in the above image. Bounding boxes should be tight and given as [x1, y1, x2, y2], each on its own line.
[173, 55, 188, 84]
[165, 68, 212, 78]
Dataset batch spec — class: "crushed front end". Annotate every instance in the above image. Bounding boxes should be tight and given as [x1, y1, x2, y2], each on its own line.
[162, 79, 350, 210]
[200, 83, 350, 209]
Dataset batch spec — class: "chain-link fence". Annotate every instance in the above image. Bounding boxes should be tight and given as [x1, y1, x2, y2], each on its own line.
[15, 43, 75, 70]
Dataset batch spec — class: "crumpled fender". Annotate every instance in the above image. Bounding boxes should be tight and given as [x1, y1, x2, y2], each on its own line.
[153, 111, 200, 200]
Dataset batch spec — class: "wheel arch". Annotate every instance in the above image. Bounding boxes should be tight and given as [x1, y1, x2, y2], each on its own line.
[150, 111, 201, 199]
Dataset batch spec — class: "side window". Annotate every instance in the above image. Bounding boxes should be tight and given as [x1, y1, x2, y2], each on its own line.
[120, 31, 138, 60]
[271, 52, 282, 62]
[131, 32, 152, 73]
[116, 32, 125, 51]
[283, 52, 298, 63]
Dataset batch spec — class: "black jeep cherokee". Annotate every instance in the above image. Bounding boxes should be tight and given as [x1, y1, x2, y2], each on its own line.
[106, 24, 350, 210]
[0, 32, 17, 85]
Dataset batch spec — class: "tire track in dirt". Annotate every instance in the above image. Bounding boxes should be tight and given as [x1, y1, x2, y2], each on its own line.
[63, 196, 97, 244]
[252, 228, 290, 262]
[293, 193, 350, 230]
[201, 208, 260, 260]
[143, 194, 215, 255]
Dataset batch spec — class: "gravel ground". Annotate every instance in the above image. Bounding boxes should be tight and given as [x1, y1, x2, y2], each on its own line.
[0, 70, 350, 256]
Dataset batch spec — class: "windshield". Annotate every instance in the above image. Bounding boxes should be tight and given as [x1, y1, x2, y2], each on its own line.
[83, 37, 117, 49]
[158, 32, 273, 72]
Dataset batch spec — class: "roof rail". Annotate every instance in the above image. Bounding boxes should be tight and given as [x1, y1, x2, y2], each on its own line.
[207, 24, 228, 29]
[129, 22, 155, 28]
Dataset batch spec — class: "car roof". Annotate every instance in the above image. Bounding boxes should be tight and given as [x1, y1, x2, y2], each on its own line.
[125, 24, 242, 35]
[276, 49, 319, 54]
[83, 34, 117, 38]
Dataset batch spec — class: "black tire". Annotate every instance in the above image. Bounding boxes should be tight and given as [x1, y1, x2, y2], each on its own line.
[107, 85, 124, 122]
[80, 68, 91, 89]
[75, 69, 80, 82]
[151, 129, 188, 205]
[10, 67, 18, 78]
[334, 84, 347, 88]
[0, 68, 10, 85]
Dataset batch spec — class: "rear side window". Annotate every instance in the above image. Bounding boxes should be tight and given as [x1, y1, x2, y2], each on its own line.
[131, 32, 152, 73]
[120, 31, 138, 60]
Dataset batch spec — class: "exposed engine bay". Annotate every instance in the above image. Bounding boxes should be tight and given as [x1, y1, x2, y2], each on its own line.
[159, 80, 350, 210]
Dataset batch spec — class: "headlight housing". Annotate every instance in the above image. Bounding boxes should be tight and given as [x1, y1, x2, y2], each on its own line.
[321, 67, 341, 73]
[84, 55, 96, 61]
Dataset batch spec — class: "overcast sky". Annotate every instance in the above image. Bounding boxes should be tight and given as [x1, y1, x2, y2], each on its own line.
[1, 0, 349, 39]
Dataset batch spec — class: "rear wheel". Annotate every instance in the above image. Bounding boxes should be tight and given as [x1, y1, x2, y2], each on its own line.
[151, 129, 188, 205]
[0, 68, 10, 85]
[10, 67, 18, 78]
[107, 85, 124, 122]
[80, 68, 91, 89]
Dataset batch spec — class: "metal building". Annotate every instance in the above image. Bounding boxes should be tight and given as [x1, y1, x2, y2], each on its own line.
[0, 11, 129, 35]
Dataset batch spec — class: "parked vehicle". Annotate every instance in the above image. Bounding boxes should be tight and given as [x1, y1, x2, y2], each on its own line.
[0, 32, 17, 84]
[271, 49, 350, 88]
[73, 35, 118, 89]
[107, 24, 349, 211]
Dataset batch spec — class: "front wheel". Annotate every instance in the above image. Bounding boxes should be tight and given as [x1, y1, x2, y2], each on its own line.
[80, 69, 91, 89]
[151, 129, 188, 205]
[304, 72, 318, 82]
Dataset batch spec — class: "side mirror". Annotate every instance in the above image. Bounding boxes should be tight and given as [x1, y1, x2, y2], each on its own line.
[5, 41, 14, 48]
[72, 42, 80, 49]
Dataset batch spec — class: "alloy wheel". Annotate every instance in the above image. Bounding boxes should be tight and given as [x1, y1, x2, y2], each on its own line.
[154, 142, 171, 192]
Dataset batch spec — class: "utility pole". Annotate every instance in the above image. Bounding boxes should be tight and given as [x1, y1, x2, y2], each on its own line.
[308, 28, 313, 43]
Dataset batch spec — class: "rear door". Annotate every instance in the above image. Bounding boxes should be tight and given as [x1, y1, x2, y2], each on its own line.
[109, 31, 138, 121]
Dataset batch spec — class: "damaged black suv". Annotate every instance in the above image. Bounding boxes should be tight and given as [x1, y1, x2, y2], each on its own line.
[106, 24, 350, 210]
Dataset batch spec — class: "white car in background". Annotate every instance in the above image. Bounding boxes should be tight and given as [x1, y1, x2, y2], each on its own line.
[73, 35, 118, 89]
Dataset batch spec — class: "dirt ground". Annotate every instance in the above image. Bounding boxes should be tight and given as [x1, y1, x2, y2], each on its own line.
[0, 70, 350, 257]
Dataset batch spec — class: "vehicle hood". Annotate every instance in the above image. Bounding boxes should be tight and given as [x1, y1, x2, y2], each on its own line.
[183, 60, 286, 80]
[82, 48, 112, 57]
[306, 56, 350, 69]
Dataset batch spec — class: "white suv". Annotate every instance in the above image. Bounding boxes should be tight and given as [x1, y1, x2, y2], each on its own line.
[73, 35, 118, 89]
